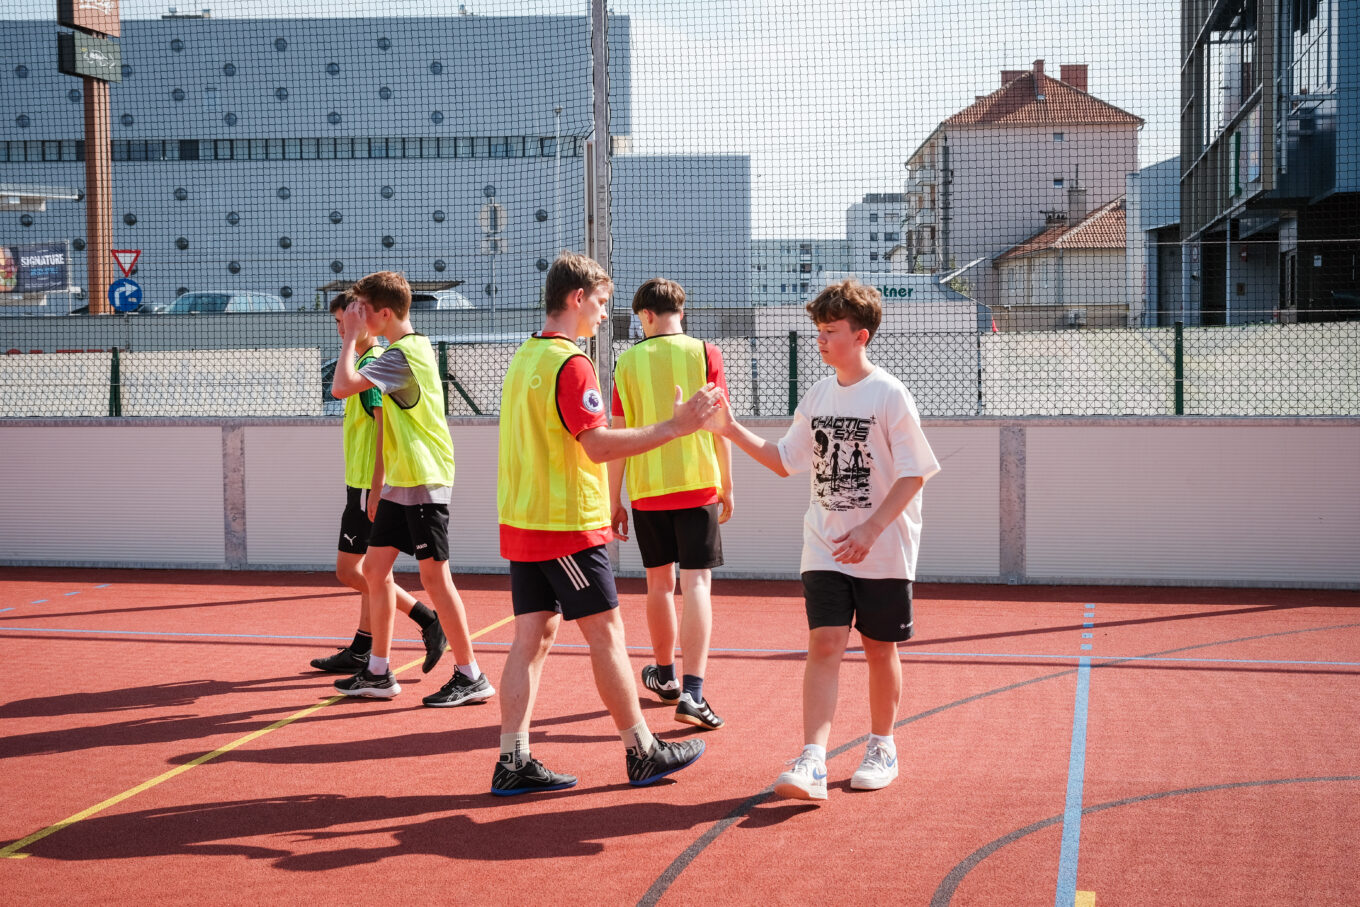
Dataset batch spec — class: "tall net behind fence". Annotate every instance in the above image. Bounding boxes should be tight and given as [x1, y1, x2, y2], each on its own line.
[2, 0, 1357, 417]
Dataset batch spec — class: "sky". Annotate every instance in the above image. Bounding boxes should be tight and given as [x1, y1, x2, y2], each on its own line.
[12, 0, 1181, 237]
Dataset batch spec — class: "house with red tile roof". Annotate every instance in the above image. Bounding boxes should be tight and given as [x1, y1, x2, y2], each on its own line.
[898, 60, 1142, 314]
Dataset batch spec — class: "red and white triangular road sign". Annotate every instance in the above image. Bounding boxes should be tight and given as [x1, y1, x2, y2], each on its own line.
[112, 249, 141, 277]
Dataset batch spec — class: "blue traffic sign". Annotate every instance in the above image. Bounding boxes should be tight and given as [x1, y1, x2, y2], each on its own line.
[109, 277, 142, 313]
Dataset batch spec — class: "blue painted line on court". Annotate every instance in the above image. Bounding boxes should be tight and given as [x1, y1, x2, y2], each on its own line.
[1055, 654, 1092, 907]
[64, 591, 80, 596]
[94, 584, 111, 589]
[0, 608, 13, 614]
[1083, 622, 1094, 628]
[1080, 644, 1092, 650]
[31, 599, 47, 604]
[1082, 633, 1093, 639]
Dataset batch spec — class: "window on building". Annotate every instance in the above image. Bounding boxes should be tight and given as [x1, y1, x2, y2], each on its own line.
[205, 87, 217, 110]
[1053, 132, 1065, 142]
[214, 139, 233, 160]
[869, 213, 878, 223]
[1053, 178, 1064, 188]
[457, 137, 474, 157]
[869, 232, 878, 241]
[884, 231, 899, 242]
[869, 252, 879, 261]
[284, 138, 301, 159]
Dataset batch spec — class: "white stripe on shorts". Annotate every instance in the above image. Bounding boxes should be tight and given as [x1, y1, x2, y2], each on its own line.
[557, 555, 589, 591]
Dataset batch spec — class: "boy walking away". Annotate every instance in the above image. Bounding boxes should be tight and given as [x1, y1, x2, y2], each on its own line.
[330, 271, 493, 707]
[492, 252, 724, 795]
[609, 277, 732, 731]
[310, 291, 447, 677]
[710, 278, 939, 801]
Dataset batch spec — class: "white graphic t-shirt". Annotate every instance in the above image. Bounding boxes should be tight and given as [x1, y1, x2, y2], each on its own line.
[778, 367, 940, 579]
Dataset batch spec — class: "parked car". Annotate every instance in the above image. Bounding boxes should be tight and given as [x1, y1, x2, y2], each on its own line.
[409, 289, 475, 311]
[145, 292, 285, 314]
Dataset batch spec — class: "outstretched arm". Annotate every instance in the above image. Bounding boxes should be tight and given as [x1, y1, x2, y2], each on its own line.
[709, 401, 789, 477]
[577, 383, 724, 464]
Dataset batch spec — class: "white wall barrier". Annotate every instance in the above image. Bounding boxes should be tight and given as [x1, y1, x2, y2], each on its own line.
[1, 417, 1356, 588]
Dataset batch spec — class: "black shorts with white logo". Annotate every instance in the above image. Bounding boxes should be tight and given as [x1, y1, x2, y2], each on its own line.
[368, 499, 450, 561]
[510, 545, 619, 621]
[337, 486, 372, 555]
[801, 570, 914, 643]
[631, 503, 724, 570]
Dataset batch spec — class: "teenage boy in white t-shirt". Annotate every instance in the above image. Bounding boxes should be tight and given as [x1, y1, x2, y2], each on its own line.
[710, 278, 940, 801]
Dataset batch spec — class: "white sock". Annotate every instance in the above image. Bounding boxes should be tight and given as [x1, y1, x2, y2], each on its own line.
[458, 659, 481, 680]
[500, 732, 530, 769]
[869, 733, 896, 755]
[802, 743, 827, 763]
[368, 655, 389, 675]
[621, 723, 657, 754]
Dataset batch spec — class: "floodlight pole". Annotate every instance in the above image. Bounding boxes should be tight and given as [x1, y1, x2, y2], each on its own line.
[84, 76, 113, 314]
[587, 0, 613, 400]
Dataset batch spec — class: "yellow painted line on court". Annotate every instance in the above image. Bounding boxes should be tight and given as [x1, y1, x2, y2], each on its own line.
[0, 614, 514, 859]
[1075, 891, 1096, 907]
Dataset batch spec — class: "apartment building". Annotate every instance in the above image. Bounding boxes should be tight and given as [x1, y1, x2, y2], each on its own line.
[901, 60, 1142, 310]
[1180, 0, 1358, 324]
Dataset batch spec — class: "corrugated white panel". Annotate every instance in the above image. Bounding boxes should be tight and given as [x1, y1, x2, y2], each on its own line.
[1027, 426, 1360, 584]
[917, 426, 1001, 578]
[244, 424, 506, 573]
[616, 424, 1001, 579]
[0, 426, 224, 563]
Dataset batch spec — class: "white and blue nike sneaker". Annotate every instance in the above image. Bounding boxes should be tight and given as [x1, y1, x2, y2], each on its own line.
[774, 750, 828, 801]
[850, 741, 899, 791]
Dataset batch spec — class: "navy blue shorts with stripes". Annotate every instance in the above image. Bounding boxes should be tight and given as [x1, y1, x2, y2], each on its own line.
[509, 544, 619, 621]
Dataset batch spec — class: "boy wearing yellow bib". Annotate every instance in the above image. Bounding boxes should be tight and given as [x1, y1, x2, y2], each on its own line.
[609, 278, 732, 731]
[310, 291, 447, 677]
[330, 271, 490, 707]
[492, 252, 724, 795]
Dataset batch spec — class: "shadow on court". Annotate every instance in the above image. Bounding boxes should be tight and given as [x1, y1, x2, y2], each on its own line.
[23, 792, 756, 868]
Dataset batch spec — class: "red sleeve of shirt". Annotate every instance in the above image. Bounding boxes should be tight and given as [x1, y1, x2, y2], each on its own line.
[556, 354, 610, 437]
[611, 383, 624, 418]
[706, 342, 729, 396]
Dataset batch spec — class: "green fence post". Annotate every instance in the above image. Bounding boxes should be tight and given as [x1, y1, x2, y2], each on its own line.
[787, 330, 798, 415]
[438, 340, 451, 416]
[1173, 321, 1184, 415]
[108, 347, 122, 417]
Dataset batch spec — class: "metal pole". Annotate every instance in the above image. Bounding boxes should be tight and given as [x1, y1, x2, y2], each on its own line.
[1173, 320, 1185, 415]
[439, 340, 450, 416]
[787, 330, 798, 415]
[84, 76, 113, 314]
[588, 0, 613, 407]
[108, 346, 122, 416]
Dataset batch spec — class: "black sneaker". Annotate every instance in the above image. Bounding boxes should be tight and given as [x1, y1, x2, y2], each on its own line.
[334, 668, 400, 699]
[420, 618, 448, 674]
[627, 737, 705, 786]
[490, 754, 578, 796]
[311, 647, 369, 674]
[674, 693, 724, 730]
[422, 670, 495, 707]
[641, 664, 680, 702]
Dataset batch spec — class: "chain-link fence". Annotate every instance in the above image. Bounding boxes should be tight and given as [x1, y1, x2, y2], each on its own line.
[3, 0, 1357, 417]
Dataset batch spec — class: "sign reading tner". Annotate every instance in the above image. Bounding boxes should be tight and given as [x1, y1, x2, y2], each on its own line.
[57, 0, 121, 38]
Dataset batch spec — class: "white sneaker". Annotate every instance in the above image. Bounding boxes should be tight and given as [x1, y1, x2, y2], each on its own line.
[850, 741, 899, 790]
[773, 751, 828, 801]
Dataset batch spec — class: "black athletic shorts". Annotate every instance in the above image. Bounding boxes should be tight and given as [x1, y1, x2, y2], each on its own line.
[368, 499, 450, 561]
[631, 503, 724, 570]
[338, 486, 372, 555]
[801, 570, 914, 643]
[510, 545, 619, 621]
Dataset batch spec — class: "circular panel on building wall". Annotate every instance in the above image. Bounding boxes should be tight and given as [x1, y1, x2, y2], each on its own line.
[326, 62, 340, 76]
[430, 111, 444, 124]
[379, 86, 392, 100]
[280, 286, 293, 298]
[484, 284, 497, 296]
[434, 259, 446, 272]
[429, 61, 443, 75]
[327, 111, 341, 125]
[380, 185, 394, 199]
[121, 64, 133, 78]
[72, 238, 86, 251]
[176, 286, 188, 297]
[536, 258, 549, 271]
[535, 208, 548, 222]
[15, 65, 30, 78]
[120, 114, 134, 127]
[377, 37, 391, 50]
[222, 63, 236, 77]
[224, 112, 238, 126]
[274, 37, 288, 51]
[483, 184, 496, 197]
[176, 237, 189, 250]
[432, 210, 445, 223]
[329, 210, 343, 224]
[227, 211, 240, 225]
[16, 115, 30, 128]
[228, 261, 241, 274]
[277, 186, 290, 200]
[170, 38, 184, 52]
[68, 89, 81, 102]
[330, 260, 344, 273]
[382, 235, 395, 248]
[123, 213, 137, 226]
[172, 88, 186, 101]
[20, 214, 33, 228]
[275, 87, 289, 101]
[174, 187, 188, 201]
[278, 236, 292, 249]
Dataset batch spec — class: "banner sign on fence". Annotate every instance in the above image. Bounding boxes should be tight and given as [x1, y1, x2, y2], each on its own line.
[0, 242, 71, 296]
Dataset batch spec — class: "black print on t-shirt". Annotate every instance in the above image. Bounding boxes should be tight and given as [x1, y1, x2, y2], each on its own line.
[810, 416, 875, 511]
